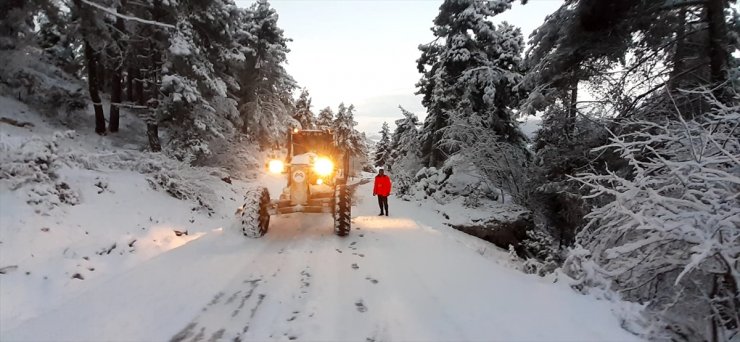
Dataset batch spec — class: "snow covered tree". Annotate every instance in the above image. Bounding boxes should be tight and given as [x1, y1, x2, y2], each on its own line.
[374, 122, 390, 167]
[70, 0, 114, 136]
[384, 106, 422, 195]
[293, 88, 315, 129]
[416, 0, 526, 168]
[316, 106, 334, 129]
[332, 103, 364, 157]
[333, 103, 353, 150]
[155, 0, 247, 160]
[411, 0, 532, 206]
[0, 0, 59, 49]
[568, 94, 740, 342]
[386, 106, 420, 172]
[520, 0, 740, 250]
[237, 0, 297, 147]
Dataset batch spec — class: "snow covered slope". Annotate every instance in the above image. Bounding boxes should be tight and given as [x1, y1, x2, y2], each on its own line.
[0, 95, 252, 333]
[1, 95, 639, 341]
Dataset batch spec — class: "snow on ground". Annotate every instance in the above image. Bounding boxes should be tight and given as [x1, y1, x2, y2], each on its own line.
[2, 95, 640, 341]
[0, 95, 251, 333]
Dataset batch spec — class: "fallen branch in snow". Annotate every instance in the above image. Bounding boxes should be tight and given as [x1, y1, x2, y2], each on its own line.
[0, 117, 34, 128]
[0, 265, 19, 274]
[81, 0, 176, 29]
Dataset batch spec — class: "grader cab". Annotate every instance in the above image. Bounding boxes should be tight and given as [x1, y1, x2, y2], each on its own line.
[237, 129, 352, 237]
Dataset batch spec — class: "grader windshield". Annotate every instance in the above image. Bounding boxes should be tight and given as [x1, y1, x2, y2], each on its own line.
[291, 130, 337, 158]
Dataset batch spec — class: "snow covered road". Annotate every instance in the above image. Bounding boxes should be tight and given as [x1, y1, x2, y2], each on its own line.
[4, 181, 639, 341]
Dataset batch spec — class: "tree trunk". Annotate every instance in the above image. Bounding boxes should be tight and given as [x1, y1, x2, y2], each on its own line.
[108, 0, 127, 133]
[96, 51, 106, 92]
[109, 69, 122, 132]
[669, 8, 688, 91]
[135, 74, 145, 105]
[147, 123, 161, 152]
[126, 67, 134, 102]
[706, 0, 728, 85]
[146, 38, 161, 152]
[84, 40, 106, 135]
[567, 72, 578, 138]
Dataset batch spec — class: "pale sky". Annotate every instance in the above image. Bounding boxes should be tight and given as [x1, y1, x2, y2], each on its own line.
[234, 0, 563, 137]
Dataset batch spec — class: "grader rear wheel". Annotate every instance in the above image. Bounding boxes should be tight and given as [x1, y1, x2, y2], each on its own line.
[333, 183, 351, 236]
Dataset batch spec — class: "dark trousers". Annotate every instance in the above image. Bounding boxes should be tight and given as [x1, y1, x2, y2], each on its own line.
[377, 195, 389, 214]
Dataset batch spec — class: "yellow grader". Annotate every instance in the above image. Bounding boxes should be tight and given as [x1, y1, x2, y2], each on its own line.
[238, 129, 352, 237]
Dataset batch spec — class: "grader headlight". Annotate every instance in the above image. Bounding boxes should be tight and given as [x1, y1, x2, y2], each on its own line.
[313, 157, 334, 176]
[268, 159, 284, 174]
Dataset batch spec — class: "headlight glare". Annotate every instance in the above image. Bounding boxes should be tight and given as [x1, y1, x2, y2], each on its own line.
[313, 157, 334, 176]
[268, 159, 284, 174]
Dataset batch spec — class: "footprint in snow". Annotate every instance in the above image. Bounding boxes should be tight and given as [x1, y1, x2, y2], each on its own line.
[355, 300, 368, 313]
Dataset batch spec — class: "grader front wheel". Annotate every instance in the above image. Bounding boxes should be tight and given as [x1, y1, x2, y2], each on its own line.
[240, 186, 271, 238]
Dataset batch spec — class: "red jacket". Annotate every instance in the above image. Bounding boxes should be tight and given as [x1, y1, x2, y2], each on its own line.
[373, 175, 392, 197]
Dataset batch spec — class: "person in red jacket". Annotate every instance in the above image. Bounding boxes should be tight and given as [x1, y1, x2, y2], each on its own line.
[373, 168, 392, 216]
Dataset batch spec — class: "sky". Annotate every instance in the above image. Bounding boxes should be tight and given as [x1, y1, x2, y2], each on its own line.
[234, 0, 563, 137]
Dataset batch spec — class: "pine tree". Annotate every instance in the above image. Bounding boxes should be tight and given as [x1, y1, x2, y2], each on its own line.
[316, 106, 334, 129]
[237, 0, 296, 146]
[374, 121, 391, 167]
[293, 88, 315, 129]
[332, 103, 363, 156]
[416, 0, 525, 168]
[386, 106, 420, 172]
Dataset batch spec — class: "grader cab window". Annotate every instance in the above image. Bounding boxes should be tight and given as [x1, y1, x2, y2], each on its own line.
[291, 131, 336, 157]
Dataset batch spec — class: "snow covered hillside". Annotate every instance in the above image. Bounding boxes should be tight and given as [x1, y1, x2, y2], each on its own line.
[0, 95, 254, 334]
[1, 95, 640, 341]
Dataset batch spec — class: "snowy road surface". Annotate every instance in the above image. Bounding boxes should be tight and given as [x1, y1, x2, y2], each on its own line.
[4, 180, 638, 341]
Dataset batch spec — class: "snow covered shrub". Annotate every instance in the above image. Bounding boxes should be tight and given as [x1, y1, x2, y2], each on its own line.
[521, 229, 561, 276]
[411, 167, 450, 198]
[147, 172, 191, 201]
[447, 124, 532, 205]
[405, 163, 501, 205]
[0, 137, 59, 190]
[0, 131, 80, 211]
[0, 49, 85, 115]
[390, 172, 414, 198]
[561, 245, 614, 296]
[523, 102, 620, 249]
[571, 96, 740, 341]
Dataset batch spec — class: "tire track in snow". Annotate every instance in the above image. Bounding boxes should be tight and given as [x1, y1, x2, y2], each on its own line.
[169, 214, 337, 341]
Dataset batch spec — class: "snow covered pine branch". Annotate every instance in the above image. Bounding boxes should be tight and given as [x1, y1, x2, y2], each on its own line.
[566, 93, 740, 340]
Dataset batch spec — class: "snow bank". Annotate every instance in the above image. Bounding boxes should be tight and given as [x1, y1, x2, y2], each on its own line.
[0, 95, 250, 333]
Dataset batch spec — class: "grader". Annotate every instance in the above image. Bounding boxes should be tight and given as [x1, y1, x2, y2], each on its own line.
[237, 129, 352, 237]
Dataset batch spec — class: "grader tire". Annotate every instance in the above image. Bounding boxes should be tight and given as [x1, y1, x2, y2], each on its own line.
[333, 184, 351, 236]
[239, 186, 270, 238]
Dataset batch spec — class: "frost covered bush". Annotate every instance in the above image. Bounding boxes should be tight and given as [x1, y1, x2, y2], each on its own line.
[144, 166, 221, 216]
[521, 229, 561, 276]
[0, 137, 59, 190]
[0, 131, 80, 210]
[570, 97, 740, 341]
[0, 49, 85, 115]
[401, 162, 503, 207]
